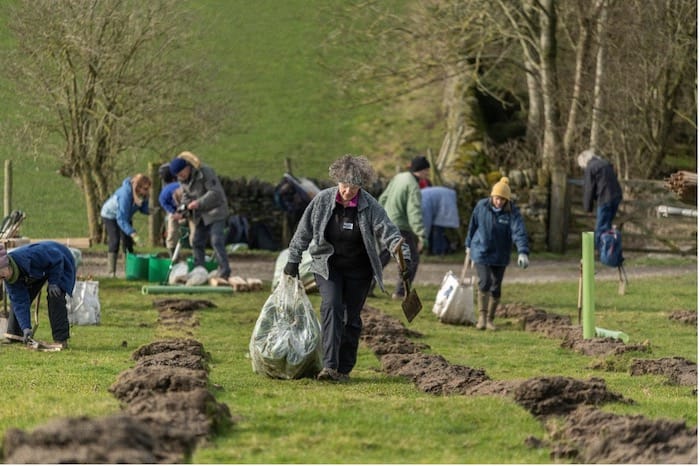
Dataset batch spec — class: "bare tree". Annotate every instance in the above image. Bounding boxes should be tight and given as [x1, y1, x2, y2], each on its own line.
[321, 0, 695, 250]
[602, 0, 696, 178]
[1, 0, 232, 243]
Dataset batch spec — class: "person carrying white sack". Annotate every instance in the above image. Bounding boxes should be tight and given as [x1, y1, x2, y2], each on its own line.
[465, 177, 529, 331]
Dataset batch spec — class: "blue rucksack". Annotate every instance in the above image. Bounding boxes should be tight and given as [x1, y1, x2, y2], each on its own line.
[600, 228, 624, 267]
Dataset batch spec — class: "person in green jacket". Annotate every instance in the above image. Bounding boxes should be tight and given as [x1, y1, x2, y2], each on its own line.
[376, 155, 430, 299]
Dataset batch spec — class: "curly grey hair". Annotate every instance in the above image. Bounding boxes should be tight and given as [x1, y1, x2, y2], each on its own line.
[328, 154, 375, 187]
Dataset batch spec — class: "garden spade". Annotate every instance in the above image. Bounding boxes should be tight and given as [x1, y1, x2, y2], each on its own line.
[394, 238, 422, 323]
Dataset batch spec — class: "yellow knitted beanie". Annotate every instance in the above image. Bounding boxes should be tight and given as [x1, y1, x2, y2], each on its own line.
[490, 177, 511, 200]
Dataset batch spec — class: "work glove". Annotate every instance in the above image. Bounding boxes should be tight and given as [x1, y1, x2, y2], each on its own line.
[132, 234, 143, 247]
[47, 284, 62, 298]
[517, 253, 529, 269]
[22, 328, 33, 344]
[283, 262, 299, 278]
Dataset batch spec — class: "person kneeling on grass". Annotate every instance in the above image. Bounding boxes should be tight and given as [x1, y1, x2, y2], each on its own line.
[0, 241, 76, 348]
[465, 177, 529, 331]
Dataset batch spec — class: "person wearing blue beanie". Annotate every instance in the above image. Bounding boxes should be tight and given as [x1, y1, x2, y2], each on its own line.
[170, 151, 231, 279]
[169, 157, 189, 177]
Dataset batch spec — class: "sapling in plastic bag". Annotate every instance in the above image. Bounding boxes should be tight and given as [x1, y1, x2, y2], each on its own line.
[249, 274, 322, 379]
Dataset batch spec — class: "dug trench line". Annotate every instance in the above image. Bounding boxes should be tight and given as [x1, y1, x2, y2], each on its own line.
[2, 298, 233, 464]
[360, 304, 697, 464]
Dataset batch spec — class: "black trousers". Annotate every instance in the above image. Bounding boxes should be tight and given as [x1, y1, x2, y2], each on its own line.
[474, 263, 507, 299]
[102, 217, 134, 254]
[315, 267, 372, 374]
[6, 279, 70, 342]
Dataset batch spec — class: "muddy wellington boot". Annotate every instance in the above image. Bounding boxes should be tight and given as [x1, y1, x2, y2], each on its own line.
[476, 291, 489, 330]
[107, 253, 117, 278]
[486, 296, 499, 331]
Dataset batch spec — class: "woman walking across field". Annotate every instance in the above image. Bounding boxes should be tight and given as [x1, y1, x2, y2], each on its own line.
[283, 155, 409, 382]
[465, 177, 529, 331]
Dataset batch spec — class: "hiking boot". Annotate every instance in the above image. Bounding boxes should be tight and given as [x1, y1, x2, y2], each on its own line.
[316, 367, 347, 382]
[53, 340, 68, 349]
[475, 311, 487, 330]
[486, 297, 499, 331]
[391, 292, 405, 301]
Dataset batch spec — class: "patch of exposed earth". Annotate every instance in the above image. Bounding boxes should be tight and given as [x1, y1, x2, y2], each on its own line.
[2, 300, 232, 464]
[2, 290, 696, 463]
[360, 304, 697, 464]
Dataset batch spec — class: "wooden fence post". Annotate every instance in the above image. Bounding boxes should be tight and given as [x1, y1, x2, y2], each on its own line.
[148, 162, 162, 248]
[4, 160, 12, 218]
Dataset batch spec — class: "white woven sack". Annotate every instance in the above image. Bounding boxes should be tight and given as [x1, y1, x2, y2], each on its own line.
[432, 271, 475, 325]
[67, 280, 101, 325]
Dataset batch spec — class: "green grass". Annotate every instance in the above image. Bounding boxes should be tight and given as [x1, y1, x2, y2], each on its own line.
[0, 0, 438, 239]
[0, 269, 695, 463]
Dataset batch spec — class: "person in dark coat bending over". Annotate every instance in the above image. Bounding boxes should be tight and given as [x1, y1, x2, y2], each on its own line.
[283, 155, 409, 382]
[578, 149, 623, 250]
[465, 177, 529, 331]
[0, 241, 76, 348]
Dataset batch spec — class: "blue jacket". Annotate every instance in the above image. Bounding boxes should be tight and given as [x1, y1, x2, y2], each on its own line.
[465, 198, 529, 266]
[100, 177, 150, 236]
[420, 186, 460, 233]
[5, 241, 76, 331]
[159, 181, 181, 214]
[288, 187, 409, 293]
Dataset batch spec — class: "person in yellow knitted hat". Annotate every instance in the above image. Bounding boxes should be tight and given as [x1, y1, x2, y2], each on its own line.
[464, 177, 529, 330]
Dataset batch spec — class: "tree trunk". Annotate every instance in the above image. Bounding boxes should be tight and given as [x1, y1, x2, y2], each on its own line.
[80, 170, 102, 245]
[589, 0, 608, 151]
[539, 0, 567, 253]
[436, 65, 483, 184]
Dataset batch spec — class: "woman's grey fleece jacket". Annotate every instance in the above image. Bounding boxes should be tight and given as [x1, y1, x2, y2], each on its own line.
[287, 187, 410, 294]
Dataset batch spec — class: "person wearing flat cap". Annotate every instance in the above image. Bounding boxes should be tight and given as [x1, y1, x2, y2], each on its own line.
[169, 151, 231, 280]
[283, 154, 409, 382]
[465, 177, 529, 331]
[375, 155, 430, 299]
[0, 241, 76, 348]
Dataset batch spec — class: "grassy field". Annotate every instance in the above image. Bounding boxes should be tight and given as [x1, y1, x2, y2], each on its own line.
[0, 0, 441, 239]
[0, 264, 695, 463]
[0, 3, 696, 462]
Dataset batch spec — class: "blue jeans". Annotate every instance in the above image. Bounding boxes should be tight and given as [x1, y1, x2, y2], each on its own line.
[595, 198, 621, 249]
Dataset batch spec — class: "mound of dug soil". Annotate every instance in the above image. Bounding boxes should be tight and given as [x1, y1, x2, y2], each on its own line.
[3, 301, 232, 464]
[551, 406, 698, 463]
[360, 304, 697, 464]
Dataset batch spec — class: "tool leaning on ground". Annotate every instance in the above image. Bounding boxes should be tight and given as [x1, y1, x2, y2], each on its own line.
[393, 238, 422, 323]
[3, 290, 63, 351]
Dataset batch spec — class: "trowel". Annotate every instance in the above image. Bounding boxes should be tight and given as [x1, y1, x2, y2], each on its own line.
[394, 238, 422, 323]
